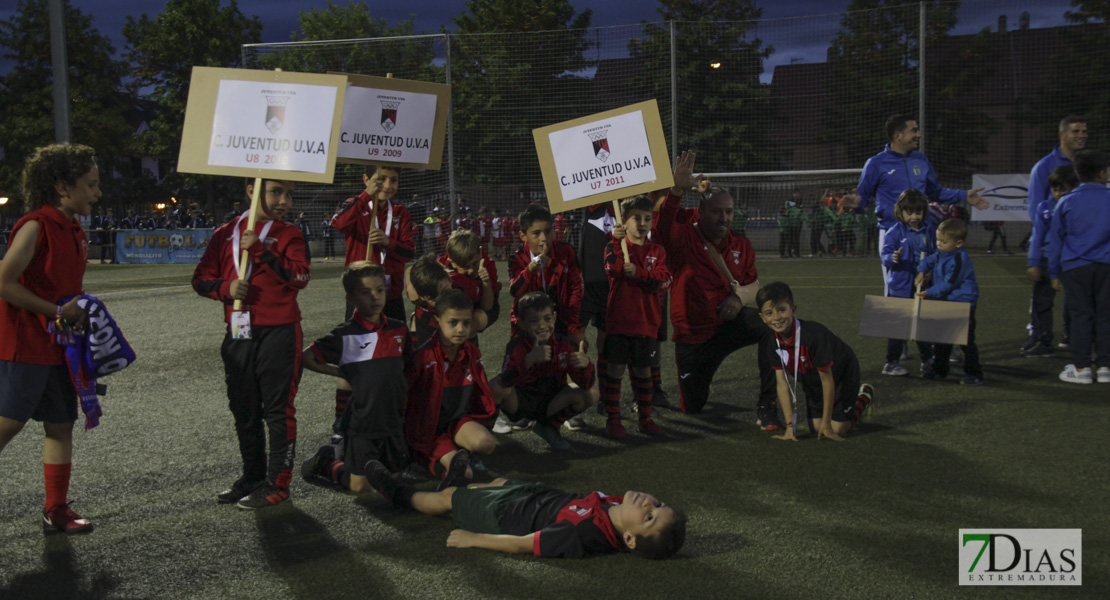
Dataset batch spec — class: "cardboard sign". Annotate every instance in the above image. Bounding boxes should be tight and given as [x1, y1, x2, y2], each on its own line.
[178, 67, 347, 183]
[858, 295, 970, 345]
[970, 174, 1031, 222]
[533, 100, 673, 214]
[334, 74, 450, 170]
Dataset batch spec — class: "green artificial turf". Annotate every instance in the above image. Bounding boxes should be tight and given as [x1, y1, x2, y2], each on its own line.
[0, 255, 1105, 599]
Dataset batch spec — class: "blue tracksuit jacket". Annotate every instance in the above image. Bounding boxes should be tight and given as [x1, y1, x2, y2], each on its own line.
[1048, 182, 1110, 278]
[856, 144, 967, 231]
[918, 247, 979, 305]
[880, 221, 936, 298]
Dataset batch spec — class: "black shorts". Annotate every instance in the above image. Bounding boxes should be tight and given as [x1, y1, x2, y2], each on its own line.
[504, 377, 563, 422]
[452, 480, 548, 534]
[579, 282, 608, 331]
[343, 434, 410, 476]
[603, 334, 659, 369]
[0, 361, 77, 423]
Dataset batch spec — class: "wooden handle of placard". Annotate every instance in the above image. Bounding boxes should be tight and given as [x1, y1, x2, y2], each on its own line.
[611, 199, 629, 262]
[365, 198, 379, 262]
[908, 250, 926, 342]
[233, 177, 263, 311]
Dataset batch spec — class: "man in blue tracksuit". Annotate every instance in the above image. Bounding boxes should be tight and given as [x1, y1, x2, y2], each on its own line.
[856, 114, 989, 293]
[916, 218, 982, 385]
[1048, 149, 1110, 385]
[1027, 116, 1087, 225]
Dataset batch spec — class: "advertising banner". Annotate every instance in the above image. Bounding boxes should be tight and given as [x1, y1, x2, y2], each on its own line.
[970, 174, 1031, 222]
[115, 229, 214, 264]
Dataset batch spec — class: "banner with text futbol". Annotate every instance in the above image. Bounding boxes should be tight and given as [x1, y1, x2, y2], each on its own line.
[970, 173, 1031, 222]
[114, 229, 214, 264]
[335, 74, 450, 170]
[533, 100, 673, 214]
[178, 67, 347, 183]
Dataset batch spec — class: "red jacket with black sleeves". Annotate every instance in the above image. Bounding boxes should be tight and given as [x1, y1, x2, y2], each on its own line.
[507, 241, 584, 336]
[499, 333, 596, 392]
[655, 191, 757, 344]
[437, 251, 502, 305]
[330, 192, 414, 299]
[192, 217, 310, 328]
[404, 337, 496, 460]
[603, 239, 672, 338]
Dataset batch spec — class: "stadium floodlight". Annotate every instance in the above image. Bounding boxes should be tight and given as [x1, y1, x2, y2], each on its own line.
[0, 196, 9, 205]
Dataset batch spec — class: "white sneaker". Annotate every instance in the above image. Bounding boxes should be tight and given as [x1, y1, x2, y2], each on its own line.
[1097, 367, 1110, 384]
[881, 362, 908, 376]
[492, 416, 512, 434]
[563, 414, 586, 431]
[1059, 364, 1093, 384]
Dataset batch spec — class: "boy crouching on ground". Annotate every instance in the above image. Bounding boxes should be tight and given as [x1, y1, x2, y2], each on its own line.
[300, 262, 411, 492]
[490, 292, 597, 450]
[406, 290, 497, 489]
[756, 282, 874, 442]
[364, 462, 687, 559]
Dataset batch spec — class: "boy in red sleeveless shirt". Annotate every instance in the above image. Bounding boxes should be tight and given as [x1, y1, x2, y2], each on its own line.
[0, 144, 99, 533]
[193, 179, 310, 509]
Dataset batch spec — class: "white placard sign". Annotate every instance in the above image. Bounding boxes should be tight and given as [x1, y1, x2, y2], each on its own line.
[548, 110, 658, 203]
[207, 80, 338, 174]
[338, 85, 437, 164]
[970, 173, 1031, 222]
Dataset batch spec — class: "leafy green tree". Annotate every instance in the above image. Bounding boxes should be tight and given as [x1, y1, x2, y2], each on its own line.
[450, 0, 594, 184]
[823, 0, 996, 180]
[123, 0, 262, 212]
[630, 0, 776, 173]
[0, 0, 133, 208]
[1031, 1, 1110, 142]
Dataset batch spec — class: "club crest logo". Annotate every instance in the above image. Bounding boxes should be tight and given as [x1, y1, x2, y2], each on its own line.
[913, 165, 922, 177]
[380, 99, 401, 132]
[731, 250, 741, 264]
[646, 256, 657, 269]
[588, 132, 610, 162]
[265, 96, 289, 134]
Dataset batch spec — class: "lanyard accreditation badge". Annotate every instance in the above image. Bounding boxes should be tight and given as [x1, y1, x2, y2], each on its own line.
[230, 212, 275, 340]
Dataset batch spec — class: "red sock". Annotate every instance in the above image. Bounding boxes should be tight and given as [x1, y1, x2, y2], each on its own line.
[44, 462, 72, 510]
[335, 389, 352, 420]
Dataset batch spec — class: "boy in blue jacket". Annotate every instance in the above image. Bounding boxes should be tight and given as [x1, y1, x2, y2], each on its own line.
[1048, 149, 1110, 384]
[915, 218, 983, 385]
[880, 190, 936, 376]
[1023, 165, 1077, 358]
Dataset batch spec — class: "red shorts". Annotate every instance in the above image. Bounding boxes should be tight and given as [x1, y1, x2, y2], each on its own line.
[417, 419, 468, 474]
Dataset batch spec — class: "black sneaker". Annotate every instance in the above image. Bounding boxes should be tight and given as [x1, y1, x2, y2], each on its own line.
[236, 484, 290, 510]
[365, 459, 398, 500]
[436, 449, 471, 492]
[330, 417, 344, 446]
[652, 386, 671, 408]
[1020, 343, 1056, 358]
[217, 476, 264, 504]
[300, 445, 335, 483]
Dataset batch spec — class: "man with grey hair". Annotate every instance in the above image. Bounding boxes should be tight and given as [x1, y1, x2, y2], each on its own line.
[1028, 115, 1087, 224]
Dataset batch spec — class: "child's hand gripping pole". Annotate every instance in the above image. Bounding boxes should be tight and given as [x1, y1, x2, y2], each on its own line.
[364, 72, 395, 263]
[611, 199, 629, 262]
[234, 177, 263, 311]
[908, 251, 925, 342]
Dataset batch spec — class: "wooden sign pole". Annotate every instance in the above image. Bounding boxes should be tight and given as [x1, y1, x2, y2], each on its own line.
[234, 177, 263, 311]
[611, 199, 629, 262]
[908, 251, 926, 342]
[364, 71, 395, 263]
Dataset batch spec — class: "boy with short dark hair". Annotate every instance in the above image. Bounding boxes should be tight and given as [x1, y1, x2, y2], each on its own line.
[405, 290, 497, 488]
[193, 179, 310, 508]
[365, 466, 687, 560]
[756, 282, 874, 442]
[601, 196, 672, 438]
[440, 230, 500, 338]
[300, 262, 410, 493]
[915, 218, 983, 385]
[405, 253, 452, 348]
[508, 205, 584, 346]
[1048, 149, 1110, 384]
[1023, 165, 1078, 357]
[490, 292, 597, 450]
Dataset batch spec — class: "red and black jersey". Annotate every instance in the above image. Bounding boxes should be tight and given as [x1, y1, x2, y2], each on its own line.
[437, 251, 502, 305]
[0, 205, 88, 365]
[192, 216, 310, 328]
[498, 489, 622, 558]
[768, 319, 857, 393]
[603, 239, 672, 338]
[507, 240, 584, 336]
[308, 311, 409, 439]
[409, 304, 438, 349]
[500, 333, 595, 391]
[404, 337, 496, 460]
[655, 191, 757, 344]
[330, 192, 414, 299]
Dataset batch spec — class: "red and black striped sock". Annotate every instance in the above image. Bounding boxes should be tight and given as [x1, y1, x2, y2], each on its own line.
[651, 364, 662, 389]
[600, 374, 622, 417]
[548, 405, 579, 429]
[845, 386, 873, 429]
[334, 389, 352, 422]
[632, 375, 654, 422]
[326, 459, 350, 488]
